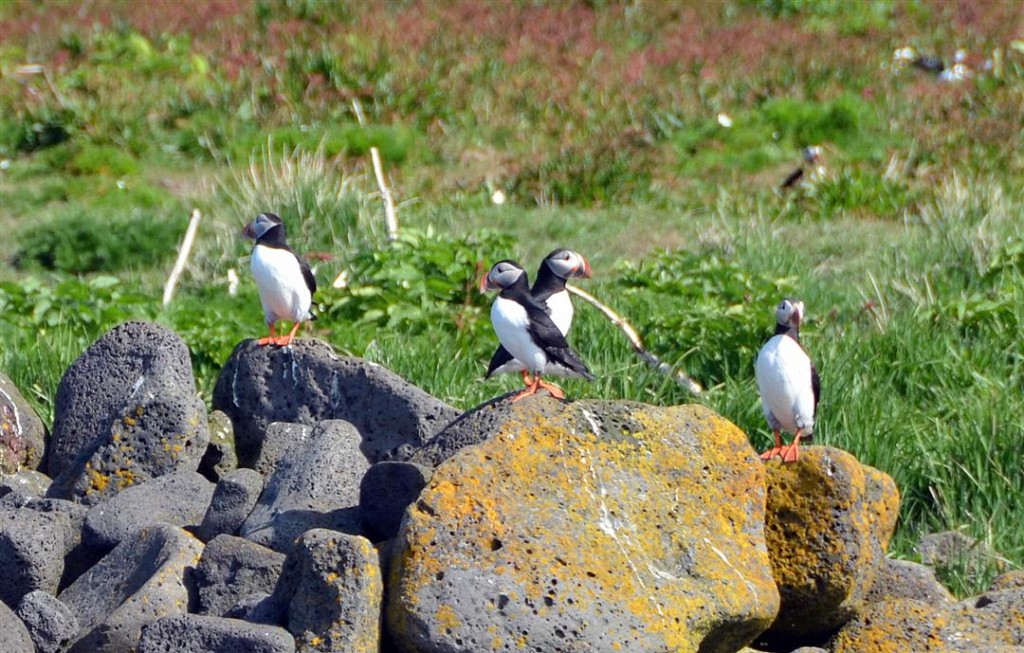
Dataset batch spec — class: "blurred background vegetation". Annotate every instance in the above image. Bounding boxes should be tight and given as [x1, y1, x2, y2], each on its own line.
[2, 0, 1024, 594]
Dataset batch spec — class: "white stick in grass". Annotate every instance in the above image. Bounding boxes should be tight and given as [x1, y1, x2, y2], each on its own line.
[352, 99, 399, 242]
[162, 209, 202, 307]
[566, 283, 703, 395]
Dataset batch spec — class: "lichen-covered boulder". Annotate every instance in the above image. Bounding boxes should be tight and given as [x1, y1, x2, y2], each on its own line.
[762, 447, 899, 641]
[240, 420, 368, 552]
[138, 614, 296, 653]
[387, 398, 779, 653]
[194, 535, 285, 618]
[0, 372, 47, 474]
[269, 529, 382, 652]
[831, 598, 1024, 652]
[58, 523, 204, 653]
[212, 340, 458, 467]
[47, 322, 210, 504]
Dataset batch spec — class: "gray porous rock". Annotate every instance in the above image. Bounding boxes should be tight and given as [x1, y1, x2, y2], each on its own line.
[0, 599, 34, 653]
[251, 421, 309, 477]
[137, 614, 295, 653]
[47, 321, 210, 505]
[0, 470, 52, 497]
[211, 340, 458, 467]
[82, 470, 215, 551]
[0, 371, 47, 475]
[196, 467, 264, 542]
[58, 523, 203, 653]
[198, 409, 239, 482]
[0, 503, 71, 607]
[359, 460, 430, 542]
[388, 398, 780, 653]
[239, 420, 369, 552]
[16, 590, 79, 653]
[269, 529, 381, 652]
[194, 535, 285, 618]
[409, 393, 513, 466]
[864, 557, 954, 606]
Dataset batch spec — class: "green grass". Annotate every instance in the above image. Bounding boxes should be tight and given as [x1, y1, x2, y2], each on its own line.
[1, 0, 1023, 597]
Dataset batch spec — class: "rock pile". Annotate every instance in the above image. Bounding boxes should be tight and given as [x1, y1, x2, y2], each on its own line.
[0, 321, 1019, 653]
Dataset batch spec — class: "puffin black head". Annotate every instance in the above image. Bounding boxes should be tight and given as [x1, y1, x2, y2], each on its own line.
[242, 212, 285, 243]
[774, 298, 805, 334]
[480, 260, 527, 293]
[542, 249, 592, 280]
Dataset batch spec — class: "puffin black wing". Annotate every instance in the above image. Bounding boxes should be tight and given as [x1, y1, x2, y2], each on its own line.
[525, 302, 594, 381]
[485, 346, 516, 379]
[811, 361, 821, 415]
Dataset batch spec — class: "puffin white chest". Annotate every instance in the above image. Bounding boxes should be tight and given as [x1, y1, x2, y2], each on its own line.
[251, 245, 311, 323]
[491, 297, 548, 373]
[755, 334, 815, 435]
[545, 290, 574, 336]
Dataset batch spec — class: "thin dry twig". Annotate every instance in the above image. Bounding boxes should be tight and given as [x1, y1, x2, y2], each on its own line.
[352, 99, 398, 242]
[566, 283, 703, 395]
[162, 209, 202, 307]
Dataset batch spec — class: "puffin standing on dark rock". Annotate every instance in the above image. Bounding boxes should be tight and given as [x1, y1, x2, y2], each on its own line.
[480, 260, 594, 402]
[755, 298, 820, 463]
[486, 248, 592, 382]
[242, 212, 317, 347]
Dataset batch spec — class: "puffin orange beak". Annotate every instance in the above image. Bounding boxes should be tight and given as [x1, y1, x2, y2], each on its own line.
[576, 257, 592, 279]
[242, 223, 256, 239]
[479, 274, 492, 293]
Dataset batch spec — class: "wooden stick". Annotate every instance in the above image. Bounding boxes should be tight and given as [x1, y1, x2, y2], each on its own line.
[352, 99, 399, 242]
[566, 283, 703, 395]
[162, 209, 202, 307]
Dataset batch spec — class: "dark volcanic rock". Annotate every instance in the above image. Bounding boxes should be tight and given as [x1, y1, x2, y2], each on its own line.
[47, 321, 210, 505]
[138, 614, 295, 653]
[198, 410, 239, 482]
[194, 535, 285, 618]
[83, 470, 215, 551]
[16, 590, 79, 653]
[58, 523, 203, 653]
[0, 503, 71, 607]
[409, 393, 514, 466]
[359, 460, 430, 542]
[0, 598, 34, 653]
[212, 340, 458, 467]
[251, 421, 310, 477]
[0, 372, 47, 474]
[269, 529, 381, 652]
[197, 468, 263, 542]
[239, 420, 369, 552]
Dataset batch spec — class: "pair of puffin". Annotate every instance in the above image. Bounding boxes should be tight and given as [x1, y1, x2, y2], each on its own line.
[480, 250, 594, 401]
[755, 298, 820, 462]
[242, 212, 317, 347]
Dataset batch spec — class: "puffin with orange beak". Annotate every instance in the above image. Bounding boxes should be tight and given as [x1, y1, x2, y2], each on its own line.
[480, 260, 594, 401]
[242, 212, 317, 347]
[486, 248, 592, 382]
[755, 298, 820, 462]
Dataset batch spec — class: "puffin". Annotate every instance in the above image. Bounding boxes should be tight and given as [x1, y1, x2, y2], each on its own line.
[242, 212, 317, 347]
[754, 298, 820, 463]
[779, 146, 823, 191]
[480, 260, 594, 401]
[486, 248, 592, 382]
